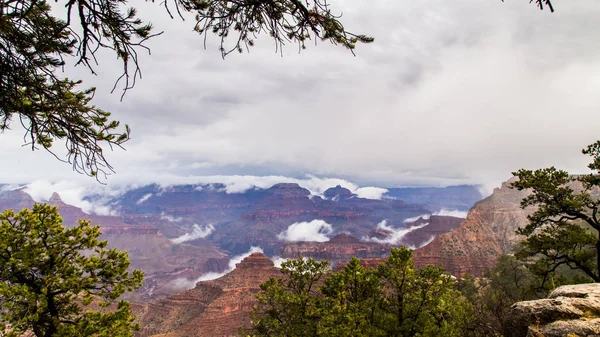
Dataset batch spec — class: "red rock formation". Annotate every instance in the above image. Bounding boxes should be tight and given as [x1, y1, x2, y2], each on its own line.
[136, 252, 281, 337]
[413, 179, 532, 276]
[280, 233, 390, 268]
[99, 225, 159, 235]
[401, 215, 463, 248]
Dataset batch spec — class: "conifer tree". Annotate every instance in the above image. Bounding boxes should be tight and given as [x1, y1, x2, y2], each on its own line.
[0, 204, 143, 337]
[512, 140, 600, 285]
[248, 247, 472, 337]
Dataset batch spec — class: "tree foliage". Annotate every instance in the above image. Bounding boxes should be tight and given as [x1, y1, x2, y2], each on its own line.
[511, 140, 600, 285]
[0, 203, 143, 337]
[457, 255, 547, 337]
[251, 258, 329, 336]
[248, 247, 472, 337]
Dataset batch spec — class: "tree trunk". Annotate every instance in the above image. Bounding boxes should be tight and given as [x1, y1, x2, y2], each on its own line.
[45, 292, 58, 337]
[597, 237, 600, 280]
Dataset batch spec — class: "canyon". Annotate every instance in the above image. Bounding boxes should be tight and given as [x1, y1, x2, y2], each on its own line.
[0, 179, 548, 336]
[413, 178, 532, 275]
[0, 182, 481, 301]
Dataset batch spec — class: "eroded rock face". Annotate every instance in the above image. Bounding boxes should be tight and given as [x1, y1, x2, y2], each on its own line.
[503, 284, 600, 337]
[401, 215, 463, 248]
[280, 233, 391, 269]
[413, 179, 532, 276]
[135, 252, 281, 337]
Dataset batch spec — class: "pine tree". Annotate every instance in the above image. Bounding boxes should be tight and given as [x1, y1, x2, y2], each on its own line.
[0, 203, 143, 337]
[511, 140, 600, 285]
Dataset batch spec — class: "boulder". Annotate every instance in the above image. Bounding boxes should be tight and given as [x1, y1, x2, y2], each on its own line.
[503, 284, 600, 337]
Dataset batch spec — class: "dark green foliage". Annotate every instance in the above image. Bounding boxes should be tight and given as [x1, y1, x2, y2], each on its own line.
[250, 258, 329, 336]
[0, 0, 132, 178]
[248, 247, 473, 337]
[320, 257, 383, 337]
[376, 248, 472, 337]
[457, 255, 546, 336]
[188, 0, 374, 57]
[0, 204, 143, 337]
[511, 140, 600, 284]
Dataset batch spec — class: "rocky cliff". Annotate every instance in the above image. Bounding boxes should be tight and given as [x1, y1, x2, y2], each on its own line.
[504, 284, 600, 337]
[135, 252, 281, 337]
[279, 215, 463, 269]
[413, 179, 532, 276]
[401, 215, 464, 248]
[280, 233, 391, 268]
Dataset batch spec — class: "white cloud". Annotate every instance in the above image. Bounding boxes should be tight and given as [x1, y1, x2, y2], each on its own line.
[403, 214, 431, 223]
[415, 235, 436, 249]
[270, 256, 288, 268]
[277, 220, 334, 242]
[433, 208, 468, 218]
[160, 212, 183, 223]
[363, 220, 429, 245]
[136, 193, 153, 205]
[171, 224, 215, 244]
[2, 1, 599, 194]
[22, 180, 123, 216]
[0, 184, 21, 192]
[170, 246, 264, 290]
[355, 187, 389, 200]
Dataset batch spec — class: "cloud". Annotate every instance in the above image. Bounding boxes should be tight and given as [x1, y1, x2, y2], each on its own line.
[0, 184, 21, 192]
[160, 212, 183, 223]
[170, 246, 264, 290]
[136, 193, 153, 205]
[22, 180, 124, 216]
[270, 256, 288, 268]
[171, 224, 215, 244]
[363, 220, 429, 245]
[416, 235, 436, 249]
[277, 220, 334, 242]
[403, 214, 431, 223]
[433, 208, 468, 218]
[2, 1, 600, 194]
[355, 187, 389, 200]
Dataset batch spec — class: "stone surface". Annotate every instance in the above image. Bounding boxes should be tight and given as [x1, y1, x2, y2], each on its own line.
[413, 178, 532, 276]
[401, 215, 463, 248]
[323, 185, 356, 200]
[135, 252, 281, 337]
[504, 284, 600, 337]
[280, 233, 391, 269]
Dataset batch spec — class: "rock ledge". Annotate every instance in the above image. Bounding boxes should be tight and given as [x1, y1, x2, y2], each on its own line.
[504, 283, 600, 337]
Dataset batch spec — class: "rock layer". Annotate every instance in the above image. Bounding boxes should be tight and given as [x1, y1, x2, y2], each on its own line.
[136, 252, 281, 337]
[504, 284, 600, 337]
[413, 179, 531, 276]
[280, 233, 391, 268]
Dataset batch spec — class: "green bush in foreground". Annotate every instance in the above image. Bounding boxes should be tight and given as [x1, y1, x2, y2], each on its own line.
[247, 247, 473, 337]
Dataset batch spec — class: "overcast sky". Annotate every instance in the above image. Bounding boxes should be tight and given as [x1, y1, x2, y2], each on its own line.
[2, 0, 600, 195]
